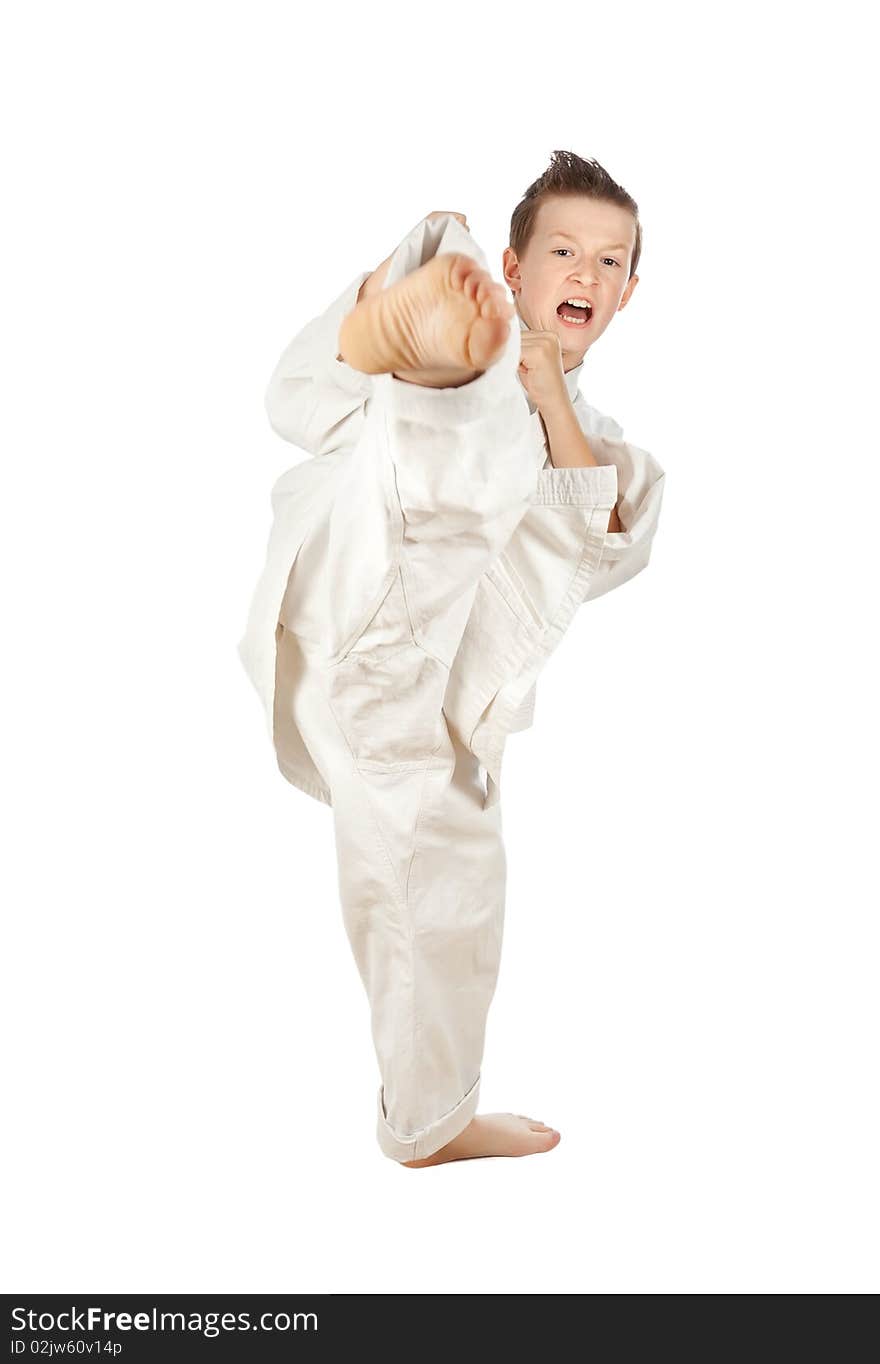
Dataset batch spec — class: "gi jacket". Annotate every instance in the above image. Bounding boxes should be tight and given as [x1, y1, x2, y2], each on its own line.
[238, 238, 666, 809]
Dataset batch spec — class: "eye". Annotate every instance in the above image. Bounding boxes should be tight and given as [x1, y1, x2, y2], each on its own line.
[553, 248, 620, 267]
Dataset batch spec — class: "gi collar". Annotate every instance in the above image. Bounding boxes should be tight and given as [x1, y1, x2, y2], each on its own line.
[516, 311, 584, 412]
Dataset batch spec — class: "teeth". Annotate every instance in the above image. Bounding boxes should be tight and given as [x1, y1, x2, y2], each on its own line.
[559, 296, 591, 324]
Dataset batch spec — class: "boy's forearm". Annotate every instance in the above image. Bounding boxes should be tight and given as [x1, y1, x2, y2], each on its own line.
[539, 403, 623, 533]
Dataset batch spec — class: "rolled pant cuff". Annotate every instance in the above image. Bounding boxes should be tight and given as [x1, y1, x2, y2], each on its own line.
[376, 1072, 481, 1163]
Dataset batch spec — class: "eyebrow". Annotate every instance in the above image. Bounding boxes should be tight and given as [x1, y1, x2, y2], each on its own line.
[549, 232, 630, 252]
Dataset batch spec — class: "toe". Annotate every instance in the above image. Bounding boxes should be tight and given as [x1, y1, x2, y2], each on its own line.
[480, 289, 505, 318]
[467, 315, 510, 369]
[464, 268, 485, 302]
[482, 286, 512, 319]
[448, 253, 473, 290]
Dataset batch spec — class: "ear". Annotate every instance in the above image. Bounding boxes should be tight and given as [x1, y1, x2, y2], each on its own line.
[617, 273, 639, 311]
[502, 246, 522, 295]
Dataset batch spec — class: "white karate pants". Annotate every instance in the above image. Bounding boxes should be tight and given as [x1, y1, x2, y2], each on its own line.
[273, 216, 544, 1161]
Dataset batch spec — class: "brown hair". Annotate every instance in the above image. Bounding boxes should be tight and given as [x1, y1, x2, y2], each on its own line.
[509, 149, 641, 281]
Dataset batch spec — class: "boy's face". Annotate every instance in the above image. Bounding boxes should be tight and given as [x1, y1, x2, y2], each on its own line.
[502, 194, 640, 370]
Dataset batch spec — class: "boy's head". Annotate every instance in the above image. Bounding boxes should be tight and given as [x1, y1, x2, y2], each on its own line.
[502, 150, 641, 371]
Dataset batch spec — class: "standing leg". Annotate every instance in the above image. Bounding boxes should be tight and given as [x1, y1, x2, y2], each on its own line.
[277, 625, 560, 1165]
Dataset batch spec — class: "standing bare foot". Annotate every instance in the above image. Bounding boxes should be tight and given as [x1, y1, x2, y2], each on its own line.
[400, 1113, 561, 1168]
[338, 252, 514, 388]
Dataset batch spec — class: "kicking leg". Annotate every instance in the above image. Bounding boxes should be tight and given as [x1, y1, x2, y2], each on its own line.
[283, 216, 559, 1163]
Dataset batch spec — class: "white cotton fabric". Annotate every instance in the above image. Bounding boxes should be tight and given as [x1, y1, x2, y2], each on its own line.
[238, 213, 666, 1160]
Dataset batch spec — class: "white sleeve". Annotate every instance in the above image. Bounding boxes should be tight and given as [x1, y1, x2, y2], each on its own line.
[580, 431, 666, 603]
[264, 270, 375, 456]
[568, 400, 666, 602]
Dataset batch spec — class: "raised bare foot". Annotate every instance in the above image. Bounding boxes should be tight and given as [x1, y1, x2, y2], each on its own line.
[401, 1113, 561, 1168]
[338, 252, 514, 387]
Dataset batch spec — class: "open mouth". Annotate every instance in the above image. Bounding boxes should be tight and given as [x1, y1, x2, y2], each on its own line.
[556, 299, 593, 328]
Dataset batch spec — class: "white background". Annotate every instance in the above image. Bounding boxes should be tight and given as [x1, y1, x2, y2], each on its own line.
[3, 0, 877, 1294]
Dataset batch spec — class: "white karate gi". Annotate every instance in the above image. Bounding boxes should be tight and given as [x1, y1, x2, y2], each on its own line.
[238, 214, 666, 1160]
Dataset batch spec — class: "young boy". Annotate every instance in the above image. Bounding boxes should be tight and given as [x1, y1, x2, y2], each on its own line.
[238, 151, 666, 1168]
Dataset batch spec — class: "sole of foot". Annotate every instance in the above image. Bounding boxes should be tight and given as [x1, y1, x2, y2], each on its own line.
[338, 251, 514, 387]
[400, 1112, 561, 1168]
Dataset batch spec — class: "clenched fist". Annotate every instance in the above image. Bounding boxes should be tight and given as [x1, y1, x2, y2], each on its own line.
[517, 331, 568, 411]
